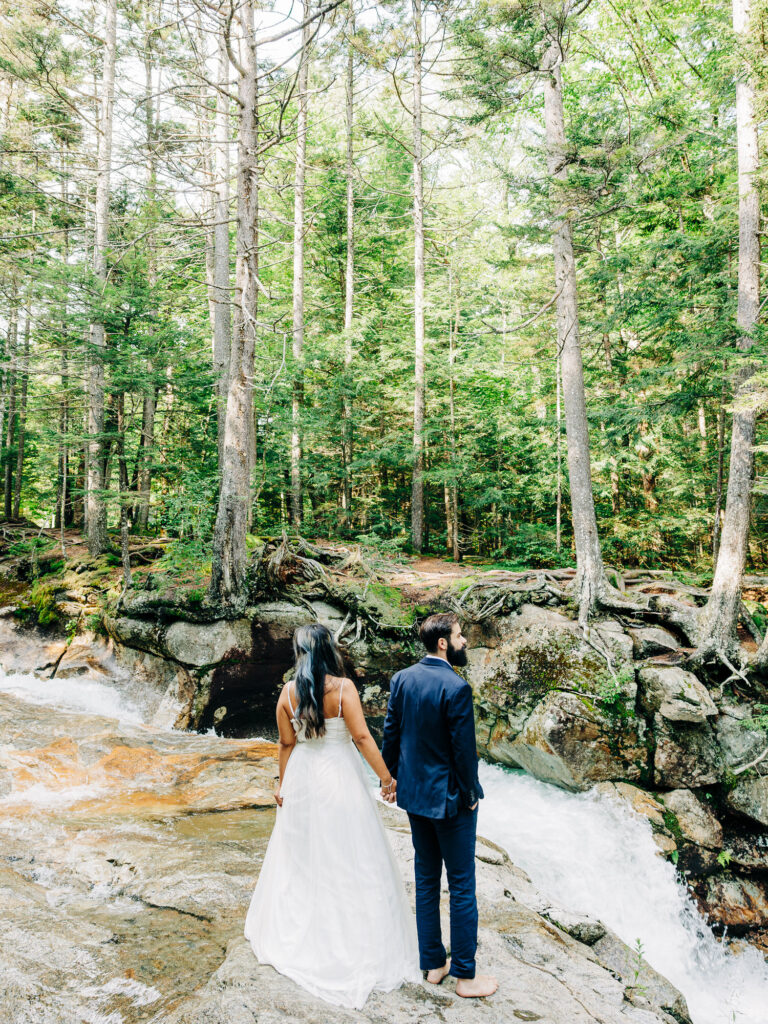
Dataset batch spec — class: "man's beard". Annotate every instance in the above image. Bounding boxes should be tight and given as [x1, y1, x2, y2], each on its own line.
[447, 642, 468, 668]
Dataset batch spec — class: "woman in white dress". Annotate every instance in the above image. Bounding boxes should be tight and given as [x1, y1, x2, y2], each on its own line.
[244, 623, 421, 1009]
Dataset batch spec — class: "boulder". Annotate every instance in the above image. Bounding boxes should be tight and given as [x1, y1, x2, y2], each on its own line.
[590, 930, 693, 1024]
[694, 876, 768, 934]
[725, 775, 768, 827]
[661, 789, 723, 850]
[468, 605, 636, 767]
[715, 708, 768, 771]
[628, 626, 680, 659]
[541, 906, 607, 945]
[508, 691, 647, 791]
[164, 618, 252, 668]
[653, 715, 721, 789]
[638, 666, 717, 724]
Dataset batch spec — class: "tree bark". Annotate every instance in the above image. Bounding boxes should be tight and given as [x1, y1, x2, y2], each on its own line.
[3, 296, 17, 519]
[210, 0, 259, 606]
[447, 264, 460, 561]
[704, 0, 761, 656]
[12, 311, 30, 519]
[341, 1, 355, 521]
[290, 0, 311, 529]
[410, 0, 426, 552]
[543, 40, 606, 622]
[86, 0, 117, 555]
[136, 12, 159, 531]
[213, 23, 232, 474]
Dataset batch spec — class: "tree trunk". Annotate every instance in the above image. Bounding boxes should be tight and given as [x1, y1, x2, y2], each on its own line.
[210, 0, 259, 606]
[410, 0, 425, 552]
[290, 1, 311, 529]
[713, 374, 727, 561]
[12, 311, 30, 519]
[116, 392, 131, 589]
[704, 0, 761, 656]
[135, 4, 161, 531]
[3, 299, 17, 519]
[447, 264, 460, 562]
[341, 2, 355, 521]
[213, 24, 232, 474]
[555, 351, 562, 553]
[86, 0, 117, 555]
[543, 41, 606, 622]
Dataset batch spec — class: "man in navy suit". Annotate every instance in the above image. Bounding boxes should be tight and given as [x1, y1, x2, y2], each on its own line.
[381, 612, 498, 999]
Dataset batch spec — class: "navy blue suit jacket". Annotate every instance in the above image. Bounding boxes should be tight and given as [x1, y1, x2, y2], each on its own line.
[381, 656, 484, 819]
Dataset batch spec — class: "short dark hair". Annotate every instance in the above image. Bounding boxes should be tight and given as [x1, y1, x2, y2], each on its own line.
[419, 612, 459, 654]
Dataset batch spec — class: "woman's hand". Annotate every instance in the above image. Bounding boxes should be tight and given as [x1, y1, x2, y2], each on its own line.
[381, 776, 397, 803]
[274, 785, 283, 807]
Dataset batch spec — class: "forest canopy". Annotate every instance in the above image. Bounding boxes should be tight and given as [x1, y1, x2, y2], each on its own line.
[0, 0, 766, 601]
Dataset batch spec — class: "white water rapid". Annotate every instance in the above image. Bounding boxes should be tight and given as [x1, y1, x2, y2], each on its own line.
[0, 667, 146, 725]
[479, 763, 768, 1024]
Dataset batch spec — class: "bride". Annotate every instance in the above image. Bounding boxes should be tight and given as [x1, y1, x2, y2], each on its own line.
[244, 623, 421, 1009]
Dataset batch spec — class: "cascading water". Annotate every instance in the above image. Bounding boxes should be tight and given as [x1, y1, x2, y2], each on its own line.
[479, 762, 768, 1024]
[0, 667, 146, 725]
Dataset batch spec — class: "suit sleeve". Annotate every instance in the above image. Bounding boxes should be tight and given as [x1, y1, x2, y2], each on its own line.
[381, 674, 401, 779]
[446, 681, 484, 807]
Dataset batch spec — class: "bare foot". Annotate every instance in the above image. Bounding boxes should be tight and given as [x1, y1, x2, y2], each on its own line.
[425, 960, 451, 985]
[456, 975, 498, 998]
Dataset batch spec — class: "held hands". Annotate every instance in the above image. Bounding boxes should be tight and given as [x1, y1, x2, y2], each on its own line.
[381, 777, 397, 804]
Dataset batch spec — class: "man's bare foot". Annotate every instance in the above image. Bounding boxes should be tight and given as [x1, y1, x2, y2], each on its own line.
[425, 960, 451, 985]
[456, 975, 498, 998]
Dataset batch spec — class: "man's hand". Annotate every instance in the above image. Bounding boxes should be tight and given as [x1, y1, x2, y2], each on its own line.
[382, 777, 397, 803]
[274, 785, 283, 807]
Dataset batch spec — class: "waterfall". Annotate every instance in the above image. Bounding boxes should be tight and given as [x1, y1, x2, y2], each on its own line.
[478, 762, 768, 1024]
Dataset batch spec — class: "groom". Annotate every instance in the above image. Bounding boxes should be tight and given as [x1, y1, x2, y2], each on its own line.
[382, 612, 498, 998]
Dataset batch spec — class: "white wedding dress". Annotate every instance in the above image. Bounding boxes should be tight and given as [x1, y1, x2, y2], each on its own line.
[244, 682, 421, 1009]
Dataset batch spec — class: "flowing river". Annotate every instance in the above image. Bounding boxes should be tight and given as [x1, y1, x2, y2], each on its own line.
[2, 663, 768, 1024]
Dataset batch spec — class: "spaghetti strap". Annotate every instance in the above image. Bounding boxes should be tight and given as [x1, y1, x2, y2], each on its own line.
[337, 679, 344, 716]
[287, 685, 296, 717]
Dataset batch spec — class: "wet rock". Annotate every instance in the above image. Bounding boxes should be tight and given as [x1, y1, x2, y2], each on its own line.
[638, 666, 717, 724]
[725, 775, 768, 828]
[653, 715, 721, 789]
[0, 616, 67, 675]
[508, 691, 648, 791]
[590, 931, 693, 1024]
[723, 830, 768, 871]
[694, 876, 768, 935]
[628, 627, 680, 659]
[594, 782, 677, 855]
[661, 790, 723, 849]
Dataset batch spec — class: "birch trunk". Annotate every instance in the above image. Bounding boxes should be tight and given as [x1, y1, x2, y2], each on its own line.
[210, 0, 259, 605]
[542, 41, 606, 622]
[86, 0, 117, 555]
[708, 0, 761, 656]
[290, 1, 311, 528]
[410, 0, 425, 552]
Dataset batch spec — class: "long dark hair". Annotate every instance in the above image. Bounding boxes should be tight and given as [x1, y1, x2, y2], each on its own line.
[292, 624, 345, 739]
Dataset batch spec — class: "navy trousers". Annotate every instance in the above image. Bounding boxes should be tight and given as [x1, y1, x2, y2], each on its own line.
[407, 806, 478, 979]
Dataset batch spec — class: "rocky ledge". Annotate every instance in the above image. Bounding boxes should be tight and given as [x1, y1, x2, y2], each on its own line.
[0, 687, 690, 1024]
